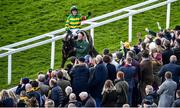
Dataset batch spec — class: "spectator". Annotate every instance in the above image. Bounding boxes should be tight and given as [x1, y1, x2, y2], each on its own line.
[30, 80, 43, 106]
[70, 57, 90, 98]
[142, 85, 157, 106]
[158, 55, 180, 85]
[157, 72, 177, 107]
[119, 57, 137, 106]
[65, 93, 82, 107]
[136, 42, 148, 62]
[150, 48, 162, 88]
[154, 38, 164, 53]
[173, 38, 180, 65]
[89, 55, 108, 107]
[25, 83, 42, 106]
[79, 91, 96, 107]
[162, 39, 173, 64]
[101, 80, 117, 107]
[114, 71, 128, 107]
[63, 86, 73, 107]
[8, 90, 18, 106]
[37, 74, 49, 97]
[48, 79, 64, 107]
[45, 99, 55, 108]
[139, 50, 154, 99]
[116, 51, 124, 64]
[172, 90, 180, 107]
[26, 97, 39, 107]
[0, 89, 15, 107]
[111, 53, 119, 70]
[16, 78, 29, 95]
[103, 48, 110, 56]
[126, 50, 140, 73]
[74, 32, 89, 58]
[56, 70, 71, 96]
[103, 55, 116, 81]
[126, 50, 140, 106]
[17, 90, 28, 107]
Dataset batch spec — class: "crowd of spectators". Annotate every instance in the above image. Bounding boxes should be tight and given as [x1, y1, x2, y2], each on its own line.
[0, 25, 180, 107]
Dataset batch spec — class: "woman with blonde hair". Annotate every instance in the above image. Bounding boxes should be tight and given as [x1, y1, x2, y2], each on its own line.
[101, 80, 117, 107]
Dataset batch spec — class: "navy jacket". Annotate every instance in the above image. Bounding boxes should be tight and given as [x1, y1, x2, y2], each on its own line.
[70, 64, 90, 95]
[159, 62, 180, 84]
[49, 85, 64, 107]
[27, 90, 41, 106]
[89, 61, 108, 99]
[173, 47, 180, 65]
[106, 63, 116, 81]
[119, 65, 136, 89]
[162, 48, 173, 65]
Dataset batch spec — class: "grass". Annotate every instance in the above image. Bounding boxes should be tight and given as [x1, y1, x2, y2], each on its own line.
[0, 0, 180, 90]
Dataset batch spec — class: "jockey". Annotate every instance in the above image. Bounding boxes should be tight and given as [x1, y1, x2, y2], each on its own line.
[65, 6, 91, 37]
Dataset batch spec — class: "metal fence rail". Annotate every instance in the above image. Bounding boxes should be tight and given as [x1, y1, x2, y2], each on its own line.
[0, 0, 177, 84]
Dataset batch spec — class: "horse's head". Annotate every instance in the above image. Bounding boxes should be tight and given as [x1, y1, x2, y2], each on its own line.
[62, 34, 75, 58]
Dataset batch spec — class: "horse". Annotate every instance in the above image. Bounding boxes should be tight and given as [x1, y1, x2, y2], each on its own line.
[61, 30, 98, 68]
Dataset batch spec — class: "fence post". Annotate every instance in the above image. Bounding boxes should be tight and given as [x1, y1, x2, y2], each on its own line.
[128, 15, 132, 43]
[8, 53, 12, 85]
[166, 0, 171, 29]
[90, 28, 94, 45]
[50, 35, 55, 69]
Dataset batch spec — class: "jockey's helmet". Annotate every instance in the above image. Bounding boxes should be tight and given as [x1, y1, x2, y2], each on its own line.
[71, 6, 78, 12]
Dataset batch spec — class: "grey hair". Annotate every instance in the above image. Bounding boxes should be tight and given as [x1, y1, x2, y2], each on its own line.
[38, 74, 45, 82]
[65, 86, 73, 96]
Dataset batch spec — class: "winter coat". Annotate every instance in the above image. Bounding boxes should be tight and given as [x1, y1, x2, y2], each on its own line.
[157, 79, 177, 107]
[139, 59, 154, 98]
[101, 90, 117, 107]
[162, 48, 173, 65]
[38, 82, 49, 96]
[106, 63, 116, 81]
[57, 79, 71, 96]
[83, 96, 96, 107]
[158, 62, 180, 84]
[114, 79, 128, 107]
[2, 98, 15, 107]
[70, 64, 90, 96]
[89, 61, 108, 99]
[139, 59, 154, 84]
[27, 90, 42, 106]
[49, 85, 64, 107]
[119, 65, 136, 89]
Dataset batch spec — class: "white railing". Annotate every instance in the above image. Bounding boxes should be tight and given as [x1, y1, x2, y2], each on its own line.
[0, 0, 177, 84]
